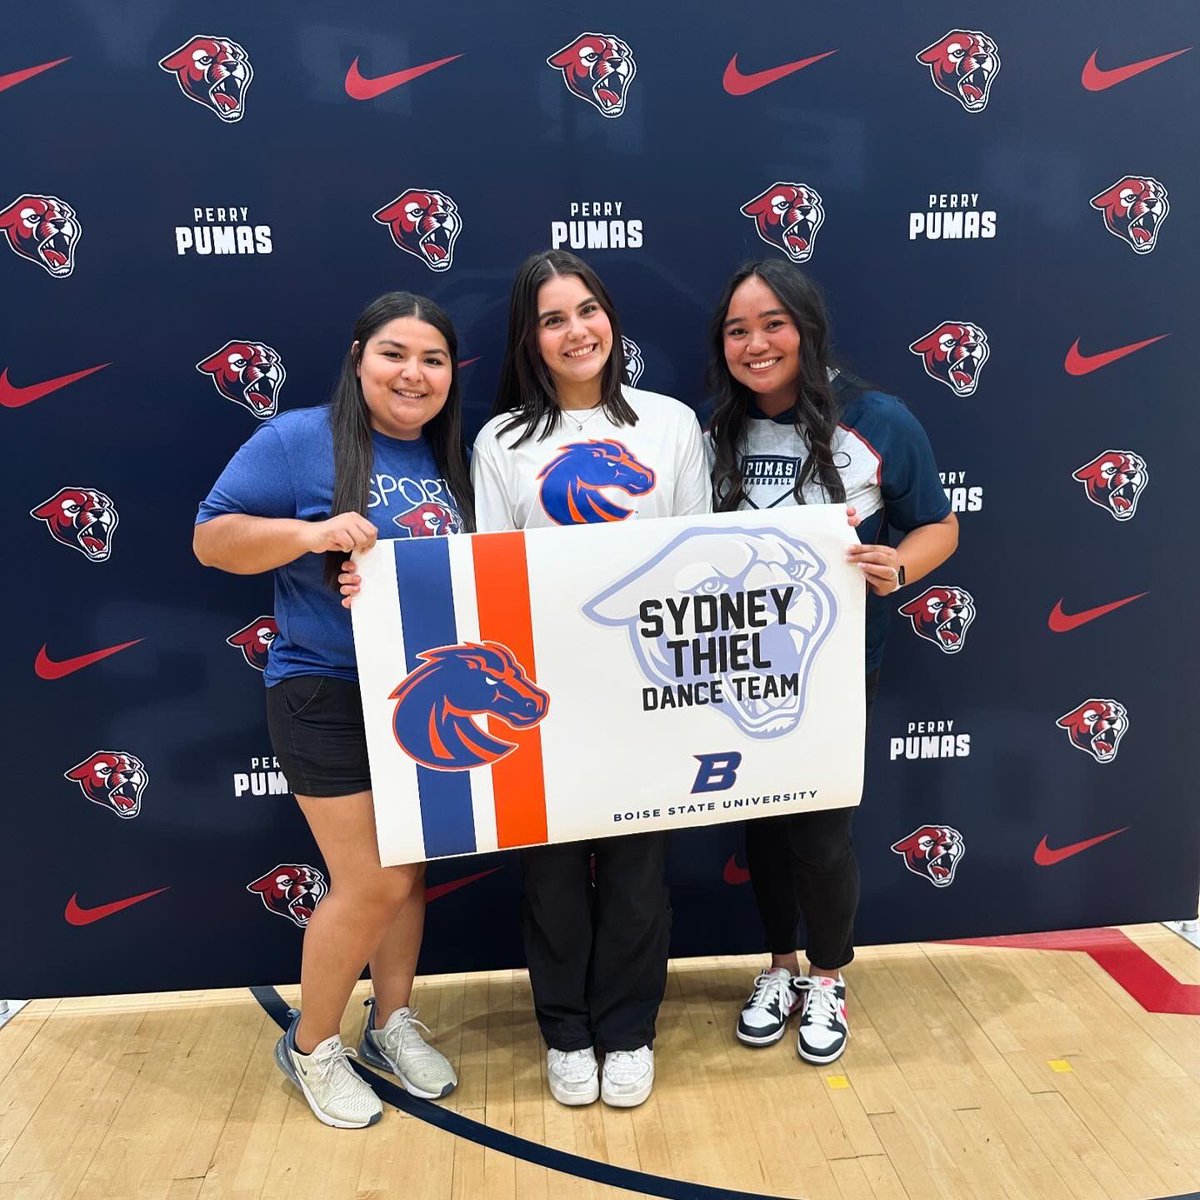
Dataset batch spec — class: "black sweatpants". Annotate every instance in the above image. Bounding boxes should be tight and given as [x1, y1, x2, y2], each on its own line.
[520, 831, 671, 1053]
[744, 671, 880, 972]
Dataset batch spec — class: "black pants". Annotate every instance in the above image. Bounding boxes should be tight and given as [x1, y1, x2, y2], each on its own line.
[521, 831, 671, 1052]
[744, 671, 880, 972]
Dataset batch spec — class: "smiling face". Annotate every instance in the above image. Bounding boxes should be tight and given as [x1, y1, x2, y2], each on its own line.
[535, 273, 614, 406]
[355, 316, 452, 440]
[722, 274, 802, 416]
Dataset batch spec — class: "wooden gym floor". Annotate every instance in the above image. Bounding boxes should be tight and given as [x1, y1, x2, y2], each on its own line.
[1, 925, 1198, 1200]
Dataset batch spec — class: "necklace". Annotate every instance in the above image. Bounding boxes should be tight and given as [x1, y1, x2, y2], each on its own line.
[563, 404, 604, 432]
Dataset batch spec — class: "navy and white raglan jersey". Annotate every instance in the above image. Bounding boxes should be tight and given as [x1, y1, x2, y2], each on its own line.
[472, 385, 710, 531]
[197, 404, 463, 685]
[704, 377, 951, 671]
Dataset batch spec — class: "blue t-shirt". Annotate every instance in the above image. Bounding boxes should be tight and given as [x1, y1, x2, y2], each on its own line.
[706, 375, 951, 671]
[196, 405, 462, 684]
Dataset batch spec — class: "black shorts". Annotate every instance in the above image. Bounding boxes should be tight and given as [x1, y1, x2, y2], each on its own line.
[265, 674, 372, 797]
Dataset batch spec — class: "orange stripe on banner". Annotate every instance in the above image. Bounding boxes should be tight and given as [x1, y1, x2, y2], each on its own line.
[472, 532, 548, 847]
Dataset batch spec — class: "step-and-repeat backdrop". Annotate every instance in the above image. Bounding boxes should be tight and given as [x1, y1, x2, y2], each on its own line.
[4, 1, 1197, 997]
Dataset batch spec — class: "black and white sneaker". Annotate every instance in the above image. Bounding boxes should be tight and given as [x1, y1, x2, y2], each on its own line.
[795, 974, 848, 1064]
[736, 967, 801, 1046]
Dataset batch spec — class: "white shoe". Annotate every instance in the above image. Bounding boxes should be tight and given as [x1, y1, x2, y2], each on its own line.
[601, 1046, 654, 1108]
[736, 967, 801, 1046]
[546, 1047, 600, 1106]
[359, 998, 458, 1100]
[795, 974, 849, 1065]
[275, 1012, 382, 1129]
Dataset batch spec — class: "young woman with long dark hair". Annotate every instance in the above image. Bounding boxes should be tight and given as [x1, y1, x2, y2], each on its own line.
[471, 249, 710, 1108]
[194, 292, 472, 1128]
[708, 260, 958, 1065]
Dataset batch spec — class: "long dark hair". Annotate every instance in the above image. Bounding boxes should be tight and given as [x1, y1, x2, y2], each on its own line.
[493, 249, 637, 444]
[708, 260, 847, 511]
[323, 291, 475, 587]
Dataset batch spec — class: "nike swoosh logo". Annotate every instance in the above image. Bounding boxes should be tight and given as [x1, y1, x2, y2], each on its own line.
[723, 855, 751, 885]
[426, 867, 500, 902]
[1081, 48, 1190, 91]
[0, 56, 71, 94]
[344, 54, 463, 100]
[1063, 335, 1167, 376]
[35, 639, 144, 679]
[722, 50, 837, 96]
[1034, 829, 1129, 866]
[1047, 593, 1147, 633]
[0, 362, 111, 408]
[65, 887, 169, 925]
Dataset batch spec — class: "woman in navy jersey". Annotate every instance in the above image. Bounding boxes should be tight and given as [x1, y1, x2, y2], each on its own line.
[194, 292, 469, 1129]
[473, 249, 710, 1108]
[707, 260, 958, 1066]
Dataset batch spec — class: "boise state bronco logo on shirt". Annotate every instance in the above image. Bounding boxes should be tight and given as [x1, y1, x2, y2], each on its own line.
[390, 642, 550, 770]
[537, 439, 656, 524]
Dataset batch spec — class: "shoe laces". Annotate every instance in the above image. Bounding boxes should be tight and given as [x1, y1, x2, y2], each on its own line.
[604, 1047, 651, 1084]
[796, 977, 842, 1029]
[382, 1007, 436, 1059]
[747, 969, 793, 1010]
[309, 1038, 365, 1097]
[549, 1048, 596, 1082]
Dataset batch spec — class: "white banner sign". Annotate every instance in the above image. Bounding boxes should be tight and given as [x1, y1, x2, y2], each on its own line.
[352, 506, 865, 865]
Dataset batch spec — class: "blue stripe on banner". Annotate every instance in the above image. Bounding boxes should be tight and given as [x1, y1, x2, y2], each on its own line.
[394, 537, 477, 857]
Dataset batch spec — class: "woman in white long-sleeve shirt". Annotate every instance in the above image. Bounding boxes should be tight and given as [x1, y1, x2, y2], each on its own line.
[472, 249, 709, 1109]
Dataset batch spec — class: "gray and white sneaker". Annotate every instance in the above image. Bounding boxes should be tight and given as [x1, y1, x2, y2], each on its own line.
[359, 997, 458, 1100]
[795, 974, 849, 1065]
[737, 967, 801, 1046]
[546, 1047, 600, 1106]
[275, 1011, 382, 1129]
[600, 1046, 654, 1108]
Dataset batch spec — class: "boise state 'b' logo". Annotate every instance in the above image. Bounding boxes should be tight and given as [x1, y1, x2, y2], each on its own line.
[891, 825, 965, 887]
[64, 751, 148, 819]
[158, 36, 253, 122]
[246, 864, 327, 927]
[0, 194, 81, 278]
[584, 528, 837, 739]
[909, 322, 989, 395]
[391, 642, 550, 771]
[548, 33, 637, 117]
[899, 586, 976, 653]
[373, 189, 462, 271]
[741, 183, 824, 263]
[1072, 450, 1148, 521]
[394, 502, 460, 537]
[196, 341, 285, 419]
[30, 487, 119, 561]
[916, 30, 1000, 112]
[227, 615, 277, 671]
[1090, 177, 1169, 254]
[538, 439, 656, 525]
[621, 337, 644, 386]
[1056, 698, 1128, 763]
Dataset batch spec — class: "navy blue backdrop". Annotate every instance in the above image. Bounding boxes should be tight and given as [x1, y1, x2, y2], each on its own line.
[3, 0, 1197, 998]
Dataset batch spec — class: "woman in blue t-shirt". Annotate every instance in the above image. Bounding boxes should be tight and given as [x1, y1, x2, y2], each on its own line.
[706, 260, 958, 1067]
[194, 292, 472, 1129]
